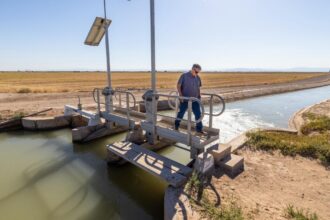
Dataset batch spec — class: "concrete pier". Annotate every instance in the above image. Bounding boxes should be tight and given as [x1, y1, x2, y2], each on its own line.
[22, 115, 72, 130]
[21, 114, 89, 131]
[72, 122, 128, 142]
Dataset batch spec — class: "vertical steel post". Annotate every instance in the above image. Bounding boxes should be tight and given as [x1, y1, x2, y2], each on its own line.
[209, 95, 214, 129]
[150, 0, 156, 92]
[126, 92, 131, 129]
[175, 97, 179, 117]
[118, 92, 122, 108]
[103, 0, 113, 113]
[187, 99, 193, 158]
[97, 89, 101, 115]
[150, 0, 157, 143]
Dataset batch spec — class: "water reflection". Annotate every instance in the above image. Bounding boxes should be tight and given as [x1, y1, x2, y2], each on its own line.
[0, 129, 165, 220]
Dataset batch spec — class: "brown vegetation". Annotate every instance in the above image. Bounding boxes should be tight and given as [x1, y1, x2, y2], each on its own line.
[0, 71, 326, 93]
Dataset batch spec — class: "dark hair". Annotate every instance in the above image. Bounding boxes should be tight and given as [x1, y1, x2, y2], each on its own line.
[192, 64, 202, 70]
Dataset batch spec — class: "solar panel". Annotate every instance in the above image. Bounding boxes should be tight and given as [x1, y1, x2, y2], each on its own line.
[84, 17, 112, 46]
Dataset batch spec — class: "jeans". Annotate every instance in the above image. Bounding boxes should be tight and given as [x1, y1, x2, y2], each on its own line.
[174, 101, 203, 132]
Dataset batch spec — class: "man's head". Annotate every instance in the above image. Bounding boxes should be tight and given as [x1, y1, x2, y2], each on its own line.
[191, 64, 202, 75]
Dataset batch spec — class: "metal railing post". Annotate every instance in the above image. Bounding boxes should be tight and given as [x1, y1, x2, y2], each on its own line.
[126, 92, 131, 129]
[105, 95, 109, 113]
[175, 97, 179, 117]
[119, 92, 122, 108]
[152, 95, 157, 142]
[97, 89, 101, 116]
[187, 99, 193, 158]
[209, 94, 214, 128]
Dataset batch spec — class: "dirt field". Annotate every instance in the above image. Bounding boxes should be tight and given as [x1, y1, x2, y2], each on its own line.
[209, 149, 330, 220]
[0, 72, 330, 120]
[0, 71, 327, 93]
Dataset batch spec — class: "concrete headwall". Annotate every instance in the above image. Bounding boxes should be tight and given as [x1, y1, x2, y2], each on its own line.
[21, 115, 88, 131]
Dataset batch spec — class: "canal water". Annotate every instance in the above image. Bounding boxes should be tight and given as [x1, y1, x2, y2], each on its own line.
[0, 85, 329, 219]
[213, 85, 330, 142]
[0, 130, 167, 220]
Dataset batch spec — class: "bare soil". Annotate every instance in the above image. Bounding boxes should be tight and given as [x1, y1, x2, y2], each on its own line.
[1, 73, 329, 121]
[208, 149, 330, 220]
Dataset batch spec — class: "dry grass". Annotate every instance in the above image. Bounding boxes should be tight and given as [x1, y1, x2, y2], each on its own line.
[301, 112, 330, 135]
[0, 71, 325, 93]
[186, 172, 244, 220]
[285, 204, 318, 220]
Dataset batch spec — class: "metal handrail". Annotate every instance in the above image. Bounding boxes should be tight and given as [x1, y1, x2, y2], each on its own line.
[114, 90, 137, 109]
[155, 93, 205, 124]
[92, 88, 105, 105]
[167, 90, 180, 110]
[92, 88, 137, 129]
[167, 91, 225, 116]
[167, 91, 225, 128]
[92, 88, 137, 109]
[145, 92, 205, 148]
[201, 93, 226, 116]
[92, 87, 137, 129]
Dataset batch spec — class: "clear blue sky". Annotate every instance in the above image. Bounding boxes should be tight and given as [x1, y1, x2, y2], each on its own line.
[0, 0, 329, 71]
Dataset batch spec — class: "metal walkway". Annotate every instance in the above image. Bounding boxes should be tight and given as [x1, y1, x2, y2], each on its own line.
[65, 89, 225, 159]
[107, 141, 192, 187]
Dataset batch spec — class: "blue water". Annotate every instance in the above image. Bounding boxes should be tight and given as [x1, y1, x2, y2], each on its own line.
[210, 85, 330, 142]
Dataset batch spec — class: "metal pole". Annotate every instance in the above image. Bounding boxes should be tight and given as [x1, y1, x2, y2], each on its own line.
[97, 89, 101, 115]
[209, 95, 213, 129]
[126, 93, 131, 129]
[103, 0, 113, 113]
[187, 100, 192, 146]
[103, 0, 112, 89]
[175, 97, 178, 117]
[149, 0, 157, 144]
[187, 99, 195, 159]
[150, 0, 156, 92]
[119, 92, 122, 107]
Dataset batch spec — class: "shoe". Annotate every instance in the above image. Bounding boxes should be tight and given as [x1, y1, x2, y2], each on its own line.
[174, 126, 179, 131]
[196, 131, 207, 136]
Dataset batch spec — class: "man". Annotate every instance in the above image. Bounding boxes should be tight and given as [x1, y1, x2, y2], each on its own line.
[174, 64, 204, 134]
